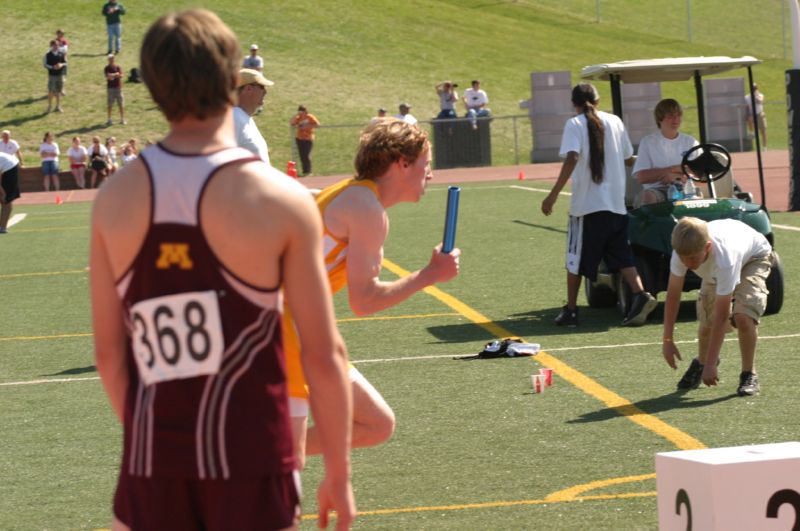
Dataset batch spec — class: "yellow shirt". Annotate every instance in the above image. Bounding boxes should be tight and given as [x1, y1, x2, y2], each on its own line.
[284, 178, 381, 398]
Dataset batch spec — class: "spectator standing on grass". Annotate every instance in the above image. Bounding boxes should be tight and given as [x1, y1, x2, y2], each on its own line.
[234, 68, 273, 164]
[290, 105, 320, 176]
[44, 40, 66, 113]
[632, 98, 698, 207]
[370, 107, 387, 124]
[745, 83, 767, 149]
[90, 10, 354, 529]
[87, 136, 109, 188]
[394, 103, 417, 125]
[435, 81, 458, 119]
[662, 217, 771, 396]
[541, 83, 657, 328]
[40, 132, 60, 191]
[104, 54, 126, 125]
[55, 29, 69, 94]
[0, 152, 21, 234]
[101, 0, 126, 55]
[242, 43, 264, 71]
[462, 79, 490, 129]
[67, 136, 88, 189]
[1, 130, 24, 166]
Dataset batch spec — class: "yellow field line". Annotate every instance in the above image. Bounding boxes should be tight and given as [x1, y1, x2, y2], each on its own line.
[0, 313, 459, 343]
[546, 473, 656, 502]
[300, 489, 656, 521]
[0, 269, 87, 280]
[337, 312, 458, 323]
[11, 225, 89, 233]
[381, 258, 706, 452]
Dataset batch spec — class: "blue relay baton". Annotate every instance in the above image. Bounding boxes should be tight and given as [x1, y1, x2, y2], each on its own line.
[442, 186, 461, 254]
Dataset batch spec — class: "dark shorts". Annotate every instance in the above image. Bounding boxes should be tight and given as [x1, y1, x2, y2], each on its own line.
[1, 164, 21, 203]
[91, 157, 108, 172]
[579, 211, 635, 281]
[113, 471, 301, 531]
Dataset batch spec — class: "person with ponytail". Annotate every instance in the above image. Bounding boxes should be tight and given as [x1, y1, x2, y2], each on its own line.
[541, 83, 657, 327]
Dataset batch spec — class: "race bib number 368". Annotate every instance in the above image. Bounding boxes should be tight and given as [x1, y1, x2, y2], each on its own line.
[130, 291, 224, 386]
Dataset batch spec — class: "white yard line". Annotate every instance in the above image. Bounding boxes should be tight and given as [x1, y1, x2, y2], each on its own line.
[7, 213, 27, 227]
[510, 185, 571, 196]
[773, 223, 800, 232]
[5, 333, 799, 387]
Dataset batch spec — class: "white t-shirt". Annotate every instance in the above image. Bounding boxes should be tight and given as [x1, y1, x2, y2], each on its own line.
[744, 92, 764, 116]
[0, 139, 20, 158]
[68, 145, 88, 164]
[559, 110, 633, 217]
[122, 153, 137, 166]
[463, 88, 488, 109]
[40, 142, 60, 162]
[632, 131, 698, 191]
[395, 113, 418, 125]
[88, 144, 109, 159]
[233, 106, 270, 165]
[0, 151, 19, 172]
[670, 219, 771, 296]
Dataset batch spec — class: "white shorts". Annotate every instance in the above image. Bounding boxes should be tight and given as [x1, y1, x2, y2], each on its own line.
[289, 366, 365, 418]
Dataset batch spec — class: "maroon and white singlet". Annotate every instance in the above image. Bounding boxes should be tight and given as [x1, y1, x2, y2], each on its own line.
[116, 144, 295, 480]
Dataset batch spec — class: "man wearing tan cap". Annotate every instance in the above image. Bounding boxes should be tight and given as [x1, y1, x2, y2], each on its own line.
[234, 68, 273, 164]
[242, 43, 263, 72]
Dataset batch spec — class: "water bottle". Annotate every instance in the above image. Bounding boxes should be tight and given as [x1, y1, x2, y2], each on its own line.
[683, 179, 696, 199]
[668, 183, 683, 201]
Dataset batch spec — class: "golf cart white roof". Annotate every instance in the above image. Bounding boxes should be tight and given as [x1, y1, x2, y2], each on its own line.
[580, 56, 761, 83]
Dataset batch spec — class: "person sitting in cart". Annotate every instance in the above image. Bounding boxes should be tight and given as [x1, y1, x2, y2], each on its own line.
[632, 99, 699, 207]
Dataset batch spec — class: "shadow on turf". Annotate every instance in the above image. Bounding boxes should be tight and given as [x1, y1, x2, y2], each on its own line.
[568, 391, 739, 424]
[427, 301, 698, 344]
[512, 219, 566, 234]
[3, 95, 47, 109]
[44, 365, 97, 376]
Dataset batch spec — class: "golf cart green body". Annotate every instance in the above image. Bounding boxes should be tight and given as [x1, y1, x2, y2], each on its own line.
[579, 56, 784, 316]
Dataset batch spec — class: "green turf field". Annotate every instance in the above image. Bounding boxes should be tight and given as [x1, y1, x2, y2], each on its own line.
[1, 183, 798, 529]
[0, 0, 791, 176]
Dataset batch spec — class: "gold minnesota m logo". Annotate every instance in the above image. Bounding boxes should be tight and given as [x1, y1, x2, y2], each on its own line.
[156, 243, 193, 270]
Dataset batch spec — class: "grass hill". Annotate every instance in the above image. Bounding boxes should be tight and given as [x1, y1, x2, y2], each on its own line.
[0, 0, 790, 175]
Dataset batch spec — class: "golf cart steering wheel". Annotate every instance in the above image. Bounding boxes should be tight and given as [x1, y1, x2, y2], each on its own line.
[681, 143, 732, 183]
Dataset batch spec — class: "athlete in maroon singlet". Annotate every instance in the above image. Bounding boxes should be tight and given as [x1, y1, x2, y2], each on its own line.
[90, 10, 354, 531]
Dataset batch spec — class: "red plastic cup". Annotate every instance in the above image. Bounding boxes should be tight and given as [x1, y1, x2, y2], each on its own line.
[531, 374, 546, 394]
[539, 368, 554, 387]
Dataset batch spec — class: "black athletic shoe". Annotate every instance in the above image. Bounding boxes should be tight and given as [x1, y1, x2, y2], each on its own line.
[622, 291, 657, 326]
[737, 371, 760, 396]
[677, 358, 704, 390]
[554, 305, 578, 327]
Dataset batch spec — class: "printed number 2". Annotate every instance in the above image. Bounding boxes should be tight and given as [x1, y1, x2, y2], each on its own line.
[766, 489, 800, 531]
[675, 488, 692, 531]
[133, 300, 211, 367]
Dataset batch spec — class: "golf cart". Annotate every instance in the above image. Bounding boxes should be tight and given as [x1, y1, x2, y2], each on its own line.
[580, 56, 784, 317]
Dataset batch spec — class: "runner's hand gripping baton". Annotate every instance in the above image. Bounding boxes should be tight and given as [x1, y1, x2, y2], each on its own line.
[442, 186, 461, 253]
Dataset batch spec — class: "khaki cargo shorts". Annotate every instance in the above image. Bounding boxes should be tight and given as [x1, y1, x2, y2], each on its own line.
[697, 252, 772, 328]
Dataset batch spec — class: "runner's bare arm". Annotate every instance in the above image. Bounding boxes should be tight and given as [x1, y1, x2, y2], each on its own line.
[283, 188, 355, 529]
[344, 199, 459, 316]
[89, 209, 129, 423]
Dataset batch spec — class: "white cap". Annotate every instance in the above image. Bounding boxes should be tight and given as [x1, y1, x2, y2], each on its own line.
[250, 43, 259, 50]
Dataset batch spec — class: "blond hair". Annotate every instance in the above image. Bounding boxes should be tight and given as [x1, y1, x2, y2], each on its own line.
[140, 9, 241, 121]
[671, 217, 709, 256]
[354, 119, 429, 181]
